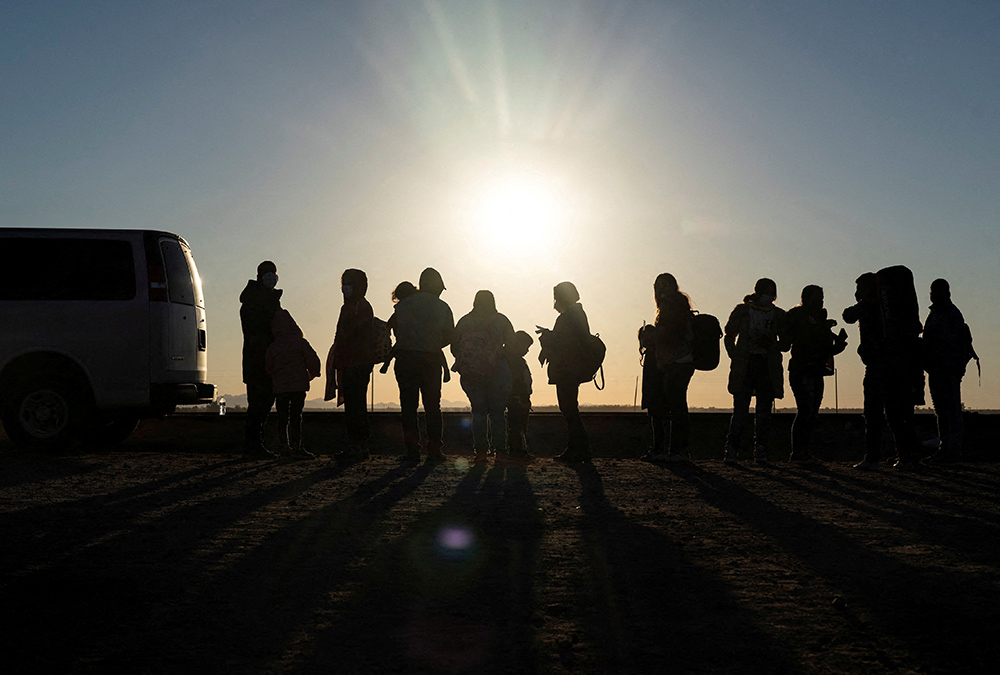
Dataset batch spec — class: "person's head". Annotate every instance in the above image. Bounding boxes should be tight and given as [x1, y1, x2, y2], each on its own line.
[270, 308, 301, 337]
[553, 281, 579, 313]
[419, 267, 446, 296]
[472, 289, 497, 314]
[257, 260, 278, 289]
[341, 268, 368, 301]
[754, 278, 777, 305]
[800, 284, 824, 310]
[391, 281, 417, 304]
[930, 278, 951, 305]
[855, 272, 876, 302]
[654, 273, 691, 316]
[509, 330, 533, 358]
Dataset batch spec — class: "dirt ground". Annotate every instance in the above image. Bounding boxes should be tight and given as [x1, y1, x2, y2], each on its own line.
[2, 412, 999, 674]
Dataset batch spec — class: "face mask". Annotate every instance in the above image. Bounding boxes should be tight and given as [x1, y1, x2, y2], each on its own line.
[261, 272, 278, 289]
[342, 285, 353, 298]
[757, 294, 774, 306]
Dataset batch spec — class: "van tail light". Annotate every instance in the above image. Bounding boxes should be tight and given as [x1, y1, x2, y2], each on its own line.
[148, 263, 168, 302]
[198, 329, 207, 351]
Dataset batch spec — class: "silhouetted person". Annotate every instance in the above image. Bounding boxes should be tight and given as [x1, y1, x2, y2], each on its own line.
[240, 260, 282, 459]
[723, 278, 788, 464]
[265, 309, 320, 458]
[452, 290, 515, 462]
[391, 267, 455, 462]
[330, 269, 376, 462]
[923, 278, 975, 465]
[505, 330, 535, 463]
[843, 270, 921, 470]
[784, 285, 848, 464]
[381, 281, 450, 382]
[537, 281, 591, 463]
[638, 273, 696, 462]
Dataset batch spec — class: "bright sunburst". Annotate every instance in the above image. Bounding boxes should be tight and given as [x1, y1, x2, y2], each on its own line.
[471, 175, 568, 254]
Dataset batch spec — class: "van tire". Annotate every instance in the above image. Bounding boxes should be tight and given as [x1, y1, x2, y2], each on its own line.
[2, 378, 90, 451]
[84, 415, 141, 447]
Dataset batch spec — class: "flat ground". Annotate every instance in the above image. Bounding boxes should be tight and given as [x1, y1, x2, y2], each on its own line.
[1, 413, 998, 674]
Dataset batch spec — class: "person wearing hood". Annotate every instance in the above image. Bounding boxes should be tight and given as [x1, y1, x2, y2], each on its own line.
[722, 278, 789, 464]
[240, 260, 282, 458]
[537, 281, 592, 463]
[330, 268, 376, 462]
[452, 289, 515, 462]
[784, 285, 848, 464]
[390, 267, 455, 462]
[922, 278, 975, 465]
[265, 309, 321, 458]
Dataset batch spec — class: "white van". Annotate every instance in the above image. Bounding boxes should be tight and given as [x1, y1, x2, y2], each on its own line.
[0, 229, 216, 449]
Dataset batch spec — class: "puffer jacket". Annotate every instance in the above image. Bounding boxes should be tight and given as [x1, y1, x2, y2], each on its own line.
[265, 310, 322, 395]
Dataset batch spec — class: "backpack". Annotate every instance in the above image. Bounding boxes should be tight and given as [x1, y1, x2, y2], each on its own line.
[372, 317, 392, 363]
[579, 333, 606, 388]
[690, 311, 722, 371]
[455, 326, 502, 379]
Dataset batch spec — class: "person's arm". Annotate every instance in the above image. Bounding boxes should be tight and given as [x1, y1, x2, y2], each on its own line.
[305, 340, 322, 380]
[723, 305, 742, 357]
[441, 304, 456, 349]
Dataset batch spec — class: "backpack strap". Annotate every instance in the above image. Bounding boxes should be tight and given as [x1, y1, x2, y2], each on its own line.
[593, 364, 605, 390]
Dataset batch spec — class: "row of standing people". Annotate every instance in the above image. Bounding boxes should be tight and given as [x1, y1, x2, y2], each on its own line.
[239, 263, 593, 463]
[240, 261, 976, 468]
[641, 272, 975, 470]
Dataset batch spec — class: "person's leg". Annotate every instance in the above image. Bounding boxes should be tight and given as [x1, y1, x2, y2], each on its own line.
[418, 352, 444, 455]
[789, 371, 822, 460]
[861, 368, 886, 465]
[274, 393, 291, 452]
[486, 363, 513, 455]
[663, 363, 695, 455]
[884, 375, 917, 464]
[506, 403, 529, 456]
[930, 372, 963, 459]
[288, 392, 306, 453]
[726, 375, 753, 459]
[343, 366, 372, 451]
[245, 381, 275, 453]
[556, 382, 589, 459]
[462, 376, 489, 454]
[394, 354, 422, 458]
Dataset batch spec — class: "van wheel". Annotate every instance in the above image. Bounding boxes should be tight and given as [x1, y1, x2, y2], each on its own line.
[2, 380, 88, 450]
[85, 415, 140, 447]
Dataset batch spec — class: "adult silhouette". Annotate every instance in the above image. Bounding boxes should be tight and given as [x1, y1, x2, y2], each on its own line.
[843, 269, 921, 470]
[240, 260, 282, 459]
[537, 281, 591, 463]
[451, 290, 515, 461]
[330, 268, 375, 462]
[784, 285, 847, 464]
[923, 278, 975, 465]
[723, 278, 788, 464]
[638, 273, 696, 462]
[390, 267, 455, 462]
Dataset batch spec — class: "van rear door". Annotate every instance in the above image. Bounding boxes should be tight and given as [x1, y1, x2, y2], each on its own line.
[148, 235, 208, 387]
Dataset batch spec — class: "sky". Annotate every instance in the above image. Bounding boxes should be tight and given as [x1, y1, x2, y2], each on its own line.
[3, 0, 998, 410]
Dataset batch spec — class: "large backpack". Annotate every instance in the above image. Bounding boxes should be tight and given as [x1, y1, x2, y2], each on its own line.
[690, 311, 722, 371]
[455, 326, 502, 379]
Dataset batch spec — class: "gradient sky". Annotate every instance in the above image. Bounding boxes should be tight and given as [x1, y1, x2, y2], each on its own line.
[3, 1, 998, 410]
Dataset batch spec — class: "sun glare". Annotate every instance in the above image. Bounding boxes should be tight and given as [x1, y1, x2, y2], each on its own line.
[471, 175, 567, 255]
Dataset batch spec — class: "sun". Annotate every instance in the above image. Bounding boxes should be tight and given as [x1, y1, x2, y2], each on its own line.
[472, 175, 568, 253]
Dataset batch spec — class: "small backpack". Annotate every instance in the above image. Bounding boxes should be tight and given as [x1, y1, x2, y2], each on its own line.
[690, 311, 722, 371]
[579, 333, 606, 388]
[455, 326, 502, 379]
[372, 317, 392, 363]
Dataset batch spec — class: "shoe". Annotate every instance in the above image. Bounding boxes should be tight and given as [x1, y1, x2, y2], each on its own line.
[789, 455, 821, 466]
[244, 445, 278, 460]
[923, 452, 962, 466]
[508, 452, 535, 465]
[401, 449, 421, 463]
[426, 447, 447, 463]
[290, 448, 316, 460]
[649, 453, 671, 462]
[893, 460, 919, 472]
[555, 449, 590, 464]
[753, 446, 769, 464]
[852, 460, 880, 470]
[723, 445, 739, 465]
[640, 448, 663, 461]
[474, 450, 489, 463]
[667, 451, 691, 462]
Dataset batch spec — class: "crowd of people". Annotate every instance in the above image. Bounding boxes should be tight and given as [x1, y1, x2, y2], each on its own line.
[240, 261, 978, 470]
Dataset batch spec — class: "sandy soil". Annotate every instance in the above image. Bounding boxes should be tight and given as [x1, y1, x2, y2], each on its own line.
[1, 413, 999, 674]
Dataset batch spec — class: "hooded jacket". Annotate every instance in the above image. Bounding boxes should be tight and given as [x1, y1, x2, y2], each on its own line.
[724, 295, 788, 398]
[923, 299, 971, 377]
[265, 310, 321, 395]
[240, 279, 282, 385]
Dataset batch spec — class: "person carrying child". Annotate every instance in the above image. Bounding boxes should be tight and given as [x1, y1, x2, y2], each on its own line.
[504, 330, 535, 463]
[265, 309, 321, 459]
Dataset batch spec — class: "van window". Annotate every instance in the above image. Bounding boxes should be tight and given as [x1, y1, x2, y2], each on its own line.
[0, 238, 136, 301]
[160, 239, 197, 306]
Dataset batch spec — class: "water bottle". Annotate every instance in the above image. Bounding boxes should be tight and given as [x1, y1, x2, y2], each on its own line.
[218, 397, 226, 416]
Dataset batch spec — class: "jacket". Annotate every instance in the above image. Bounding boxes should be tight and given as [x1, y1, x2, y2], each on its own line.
[539, 303, 591, 385]
[265, 310, 321, 395]
[923, 300, 971, 377]
[785, 305, 847, 376]
[240, 280, 282, 385]
[332, 298, 376, 368]
[724, 297, 788, 398]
